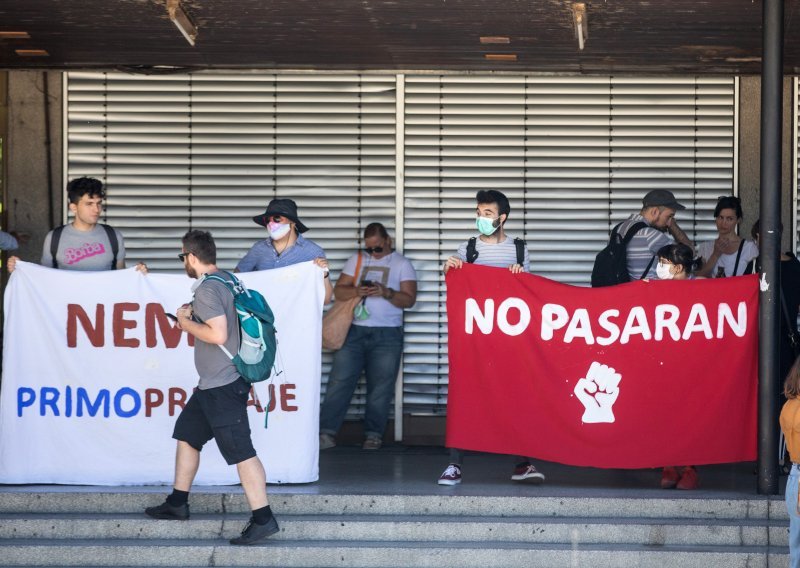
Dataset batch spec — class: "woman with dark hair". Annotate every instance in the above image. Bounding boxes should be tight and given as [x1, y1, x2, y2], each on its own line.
[696, 196, 758, 278]
[319, 223, 417, 450]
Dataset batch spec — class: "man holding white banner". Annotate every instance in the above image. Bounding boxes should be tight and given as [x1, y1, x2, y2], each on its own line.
[145, 230, 279, 546]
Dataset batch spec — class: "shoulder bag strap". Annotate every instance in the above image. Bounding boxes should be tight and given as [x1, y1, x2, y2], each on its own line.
[352, 252, 364, 284]
[50, 225, 66, 269]
[732, 239, 745, 276]
[100, 224, 119, 270]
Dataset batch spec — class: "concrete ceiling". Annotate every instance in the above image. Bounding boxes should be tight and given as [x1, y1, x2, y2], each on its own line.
[0, 0, 796, 75]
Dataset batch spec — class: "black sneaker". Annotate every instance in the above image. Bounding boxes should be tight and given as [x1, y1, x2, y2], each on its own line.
[144, 500, 189, 520]
[229, 516, 279, 545]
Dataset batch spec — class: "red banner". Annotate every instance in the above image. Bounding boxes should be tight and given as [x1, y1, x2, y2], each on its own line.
[445, 265, 758, 468]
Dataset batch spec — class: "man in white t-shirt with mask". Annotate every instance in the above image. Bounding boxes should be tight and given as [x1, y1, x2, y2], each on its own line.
[319, 222, 417, 451]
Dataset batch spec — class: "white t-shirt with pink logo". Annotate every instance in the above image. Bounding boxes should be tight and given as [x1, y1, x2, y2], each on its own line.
[41, 224, 126, 271]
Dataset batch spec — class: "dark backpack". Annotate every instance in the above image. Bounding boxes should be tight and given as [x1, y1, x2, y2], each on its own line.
[50, 223, 119, 270]
[466, 236, 526, 266]
[591, 221, 654, 287]
[203, 271, 277, 384]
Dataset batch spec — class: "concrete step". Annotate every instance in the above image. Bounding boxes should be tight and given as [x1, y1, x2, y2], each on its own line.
[0, 539, 790, 568]
[0, 490, 787, 520]
[0, 513, 790, 547]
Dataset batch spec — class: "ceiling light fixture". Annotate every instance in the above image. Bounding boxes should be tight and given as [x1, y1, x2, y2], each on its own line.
[485, 54, 517, 61]
[166, 0, 198, 46]
[0, 31, 31, 39]
[572, 3, 588, 50]
[480, 36, 510, 45]
[15, 49, 49, 57]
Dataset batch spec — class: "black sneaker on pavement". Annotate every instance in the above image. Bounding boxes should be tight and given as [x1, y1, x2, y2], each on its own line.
[229, 516, 280, 545]
[144, 500, 189, 520]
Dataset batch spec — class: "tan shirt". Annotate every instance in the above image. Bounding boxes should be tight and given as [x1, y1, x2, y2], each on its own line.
[780, 398, 800, 464]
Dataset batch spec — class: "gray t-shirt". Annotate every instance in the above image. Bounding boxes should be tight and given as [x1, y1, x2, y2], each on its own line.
[617, 214, 672, 280]
[41, 224, 125, 271]
[192, 274, 241, 390]
[455, 235, 530, 272]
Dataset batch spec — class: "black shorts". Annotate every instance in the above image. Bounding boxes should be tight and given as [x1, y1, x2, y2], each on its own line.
[172, 377, 256, 465]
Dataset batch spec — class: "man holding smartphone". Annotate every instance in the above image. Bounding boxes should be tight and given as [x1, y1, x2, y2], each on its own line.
[145, 230, 278, 546]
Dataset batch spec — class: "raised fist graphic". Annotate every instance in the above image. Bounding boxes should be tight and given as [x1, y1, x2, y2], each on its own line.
[574, 361, 622, 424]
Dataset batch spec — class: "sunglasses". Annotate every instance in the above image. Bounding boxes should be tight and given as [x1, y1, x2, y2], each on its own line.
[364, 246, 384, 254]
[177, 252, 190, 262]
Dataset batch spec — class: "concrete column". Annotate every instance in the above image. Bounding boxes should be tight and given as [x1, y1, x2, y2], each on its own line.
[5, 71, 63, 266]
[736, 75, 794, 247]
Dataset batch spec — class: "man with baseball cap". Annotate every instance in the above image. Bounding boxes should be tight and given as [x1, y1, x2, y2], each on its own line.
[615, 189, 693, 280]
[236, 198, 332, 301]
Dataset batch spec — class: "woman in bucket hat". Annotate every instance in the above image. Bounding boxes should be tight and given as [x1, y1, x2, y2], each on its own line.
[236, 198, 332, 302]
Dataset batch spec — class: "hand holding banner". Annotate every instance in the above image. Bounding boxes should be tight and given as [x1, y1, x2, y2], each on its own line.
[445, 265, 758, 469]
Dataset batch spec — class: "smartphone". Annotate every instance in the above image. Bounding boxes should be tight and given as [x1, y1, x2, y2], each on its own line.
[165, 313, 178, 322]
[362, 280, 376, 287]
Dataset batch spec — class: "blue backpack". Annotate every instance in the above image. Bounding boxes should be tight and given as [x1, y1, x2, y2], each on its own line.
[204, 271, 277, 383]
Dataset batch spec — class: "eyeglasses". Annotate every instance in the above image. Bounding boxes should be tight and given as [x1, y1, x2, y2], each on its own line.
[364, 246, 384, 254]
[177, 252, 190, 262]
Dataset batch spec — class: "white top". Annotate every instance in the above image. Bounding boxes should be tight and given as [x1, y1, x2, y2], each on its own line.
[697, 239, 759, 277]
[342, 251, 417, 328]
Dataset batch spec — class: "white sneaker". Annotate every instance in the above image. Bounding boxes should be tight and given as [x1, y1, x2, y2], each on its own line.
[438, 464, 462, 485]
[319, 433, 336, 450]
[511, 464, 545, 483]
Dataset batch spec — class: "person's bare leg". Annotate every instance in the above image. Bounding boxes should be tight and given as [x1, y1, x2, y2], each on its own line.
[174, 440, 200, 491]
[236, 456, 268, 510]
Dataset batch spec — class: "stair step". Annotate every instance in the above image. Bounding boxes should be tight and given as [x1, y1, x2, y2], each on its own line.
[0, 491, 786, 520]
[0, 539, 790, 568]
[0, 513, 789, 547]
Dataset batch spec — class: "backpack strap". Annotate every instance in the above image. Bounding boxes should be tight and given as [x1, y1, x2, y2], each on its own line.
[466, 237, 478, 263]
[732, 239, 745, 276]
[99, 224, 119, 270]
[50, 225, 66, 269]
[513, 237, 526, 267]
[618, 221, 655, 280]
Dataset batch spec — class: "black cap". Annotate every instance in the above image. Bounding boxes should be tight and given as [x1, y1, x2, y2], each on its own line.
[642, 189, 685, 211]
[253, 198, 308, 233]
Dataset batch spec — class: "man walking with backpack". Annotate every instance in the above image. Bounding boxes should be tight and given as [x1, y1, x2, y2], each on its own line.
[145, 230, 278, 546]
[439, 189, 543, 486]
[596, 189, 693, 284]
[7, 176, 146, 273]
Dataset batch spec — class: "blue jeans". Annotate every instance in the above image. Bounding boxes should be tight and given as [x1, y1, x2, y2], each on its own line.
[788, 467, 800, 568]
[320, 325, 403, 439]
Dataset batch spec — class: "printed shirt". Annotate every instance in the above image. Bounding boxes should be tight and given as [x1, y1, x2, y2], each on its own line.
[697, 239, 759, 277]
[40, 224, 125, 271]
[235, 233, 325, 272]
[342, 251, 417, 328]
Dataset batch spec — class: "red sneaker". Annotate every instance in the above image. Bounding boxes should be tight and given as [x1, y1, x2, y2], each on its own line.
[660, 466, 680, 489]
[676, 466, 698, 490]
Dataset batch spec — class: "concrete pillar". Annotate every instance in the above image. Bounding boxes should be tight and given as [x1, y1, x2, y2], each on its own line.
[5, 71, 63, 266]
[736, 75, 794, 248]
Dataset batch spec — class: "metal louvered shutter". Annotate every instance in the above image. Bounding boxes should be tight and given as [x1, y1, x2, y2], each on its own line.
[401, 75, 737, 416]
[67, 72, 398, 271]
[67, 71, 737, 420]
[66, 71, 398, 421]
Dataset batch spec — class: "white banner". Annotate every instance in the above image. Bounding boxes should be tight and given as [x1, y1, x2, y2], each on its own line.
[0, 260, 324, 485]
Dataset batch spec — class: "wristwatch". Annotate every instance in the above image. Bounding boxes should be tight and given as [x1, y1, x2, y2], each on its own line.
[385, 287, 395, 300]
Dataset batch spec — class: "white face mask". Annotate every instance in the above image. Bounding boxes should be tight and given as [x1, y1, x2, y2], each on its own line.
[268, 221, 291, 241]
[656, 262, 674, 280]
